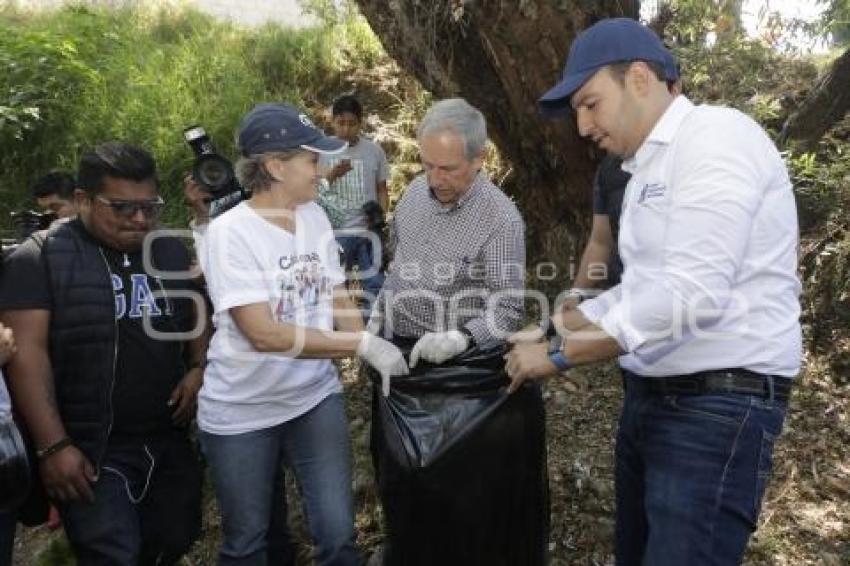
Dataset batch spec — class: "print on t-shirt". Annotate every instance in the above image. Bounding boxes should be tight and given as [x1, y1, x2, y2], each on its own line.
[274, 251, 333, 323]
[111, 273, 166, 319]
[327, 157, 366, 210]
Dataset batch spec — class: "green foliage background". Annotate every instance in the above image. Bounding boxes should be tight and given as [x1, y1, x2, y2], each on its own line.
[0, 3, 382, 228]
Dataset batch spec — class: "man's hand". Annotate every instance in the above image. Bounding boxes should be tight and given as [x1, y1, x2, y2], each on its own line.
[169, 367, 204, 426]
[0, 323, 16, 365]
[409, 331, 469, 367]
[507, 322, 545, 347]
[559, 295, 582, 314]
[553, 308, 593, 335]
[357, 332, 409, 396]
[504, 342, 559, 394]
[183, 175, 210, 225]
[40, 445, 96, 502]
[365, 307, 383, 336]
[329, 160, 353, 182]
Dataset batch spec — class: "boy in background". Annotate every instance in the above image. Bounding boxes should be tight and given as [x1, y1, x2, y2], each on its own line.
[319, 95, 389, 314]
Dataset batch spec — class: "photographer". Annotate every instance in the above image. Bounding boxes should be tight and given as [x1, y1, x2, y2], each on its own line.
[318, 95, 389, 314]
[0, 142, 209, 565]
[31, 170, 77, 219]
[3, 171, 78, 258]
[198, 102, 408, 565]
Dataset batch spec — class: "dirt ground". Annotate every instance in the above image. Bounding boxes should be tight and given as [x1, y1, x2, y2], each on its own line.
[13, 352, 848, 565]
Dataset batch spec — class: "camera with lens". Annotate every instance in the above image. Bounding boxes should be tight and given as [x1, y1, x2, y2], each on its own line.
[2, 210, 58, 257]
[362, 200, 385, 235]
[361, 200, 387, 271]
[183, 125, 248, 218]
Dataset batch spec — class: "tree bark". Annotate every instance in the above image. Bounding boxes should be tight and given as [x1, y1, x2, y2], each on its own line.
[353, 0, 639, 283]
[780, 46, 850, 150]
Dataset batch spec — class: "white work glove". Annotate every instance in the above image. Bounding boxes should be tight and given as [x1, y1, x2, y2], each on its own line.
[356, 332, 409, 396]
[409, 330, 470, 367]
[365, 307, 383, 336]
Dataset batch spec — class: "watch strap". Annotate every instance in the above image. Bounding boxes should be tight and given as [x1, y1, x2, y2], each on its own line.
[549, 350, 573, 372]
[36, 437, 73, 460]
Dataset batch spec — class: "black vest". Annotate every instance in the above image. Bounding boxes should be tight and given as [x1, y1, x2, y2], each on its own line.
[41, 219, 188, 466]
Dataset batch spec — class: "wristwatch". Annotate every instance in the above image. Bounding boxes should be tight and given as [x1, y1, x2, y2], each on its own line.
[547, 335, 572, 372]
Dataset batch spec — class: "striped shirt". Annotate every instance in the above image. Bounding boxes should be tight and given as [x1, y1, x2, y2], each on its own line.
[378, 172, 525, 348]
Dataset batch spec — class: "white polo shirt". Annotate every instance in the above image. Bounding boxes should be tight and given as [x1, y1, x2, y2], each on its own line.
[579, 96, 802, 378]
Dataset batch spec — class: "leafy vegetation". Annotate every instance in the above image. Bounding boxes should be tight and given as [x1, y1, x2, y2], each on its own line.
[0, 2, 382, 228]
[4, 1, 848, 564]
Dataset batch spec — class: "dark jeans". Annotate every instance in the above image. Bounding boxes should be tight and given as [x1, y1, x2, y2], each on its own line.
[199, 393, 359, 566]
[267, 468, 296, 566]
[60, 432, 202, 566]
[615, 371, 788, 565]
[0, 510, 14, 566]
[338, 234, 384, 317]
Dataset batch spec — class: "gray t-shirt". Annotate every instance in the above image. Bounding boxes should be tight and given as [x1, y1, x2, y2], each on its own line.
[318, 136, 389, 229]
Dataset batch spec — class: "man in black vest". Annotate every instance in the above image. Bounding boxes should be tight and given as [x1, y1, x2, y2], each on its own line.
[0, 142, 209, 565]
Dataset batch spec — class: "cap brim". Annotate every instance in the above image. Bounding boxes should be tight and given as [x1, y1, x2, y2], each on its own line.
[302, 136, 347, 154]
[538, 68, 598, 116]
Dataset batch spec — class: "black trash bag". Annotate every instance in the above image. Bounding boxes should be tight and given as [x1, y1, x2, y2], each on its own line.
[367, 340, 549, 566]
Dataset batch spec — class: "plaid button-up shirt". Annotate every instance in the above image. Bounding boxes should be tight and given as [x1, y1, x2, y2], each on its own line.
[378, 172, 526, 348]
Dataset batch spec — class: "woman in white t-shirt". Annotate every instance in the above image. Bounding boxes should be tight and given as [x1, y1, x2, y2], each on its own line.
[199, 103, 408, 565]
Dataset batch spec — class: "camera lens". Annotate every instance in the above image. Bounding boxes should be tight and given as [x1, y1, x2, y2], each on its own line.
[194, 154, 234, 194]
[198, 160, 229, 186]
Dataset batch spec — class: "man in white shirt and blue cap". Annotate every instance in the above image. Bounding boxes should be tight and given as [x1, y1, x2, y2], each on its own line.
[506, 17, 801, 565]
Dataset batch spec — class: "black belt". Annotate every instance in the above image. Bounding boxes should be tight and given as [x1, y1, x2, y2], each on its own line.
[634, 369, 792, 403]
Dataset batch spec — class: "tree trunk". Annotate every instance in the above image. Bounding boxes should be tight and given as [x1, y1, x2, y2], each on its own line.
[780, 46, 850, 150]
[353, 0, 639, 286]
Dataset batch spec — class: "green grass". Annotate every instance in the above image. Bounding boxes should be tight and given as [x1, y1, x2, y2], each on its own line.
[35, 534, 75, 566]
[0, 2, 383, 231]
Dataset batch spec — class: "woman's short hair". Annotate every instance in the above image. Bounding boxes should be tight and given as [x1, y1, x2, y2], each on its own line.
[234, 149, 304, 194]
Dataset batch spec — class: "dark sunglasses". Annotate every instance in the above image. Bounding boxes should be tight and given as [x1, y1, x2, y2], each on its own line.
[95, 195, 165, 218]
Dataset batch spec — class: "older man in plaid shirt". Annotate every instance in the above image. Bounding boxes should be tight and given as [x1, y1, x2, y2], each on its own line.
[372, 98, 526, 360]
[368, 98, 549, 566]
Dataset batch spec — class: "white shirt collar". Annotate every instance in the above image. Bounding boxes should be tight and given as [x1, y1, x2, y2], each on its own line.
[623, 95, 695, 173]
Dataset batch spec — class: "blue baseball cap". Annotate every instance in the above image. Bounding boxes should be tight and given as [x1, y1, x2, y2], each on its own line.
[539, 18, 679, 115]
[238, 103, 346, 156]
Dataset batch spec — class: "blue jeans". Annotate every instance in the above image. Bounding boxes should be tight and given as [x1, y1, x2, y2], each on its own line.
[60, 432, 202, 566]
[338, 234, 384, 316]
[199, 393, 359, 566]
[615, 372, 788, 565]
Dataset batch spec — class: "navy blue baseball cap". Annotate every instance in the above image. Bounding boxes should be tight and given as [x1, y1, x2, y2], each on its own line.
[539, 18, 679, 115]
[238, 103, 346, 156]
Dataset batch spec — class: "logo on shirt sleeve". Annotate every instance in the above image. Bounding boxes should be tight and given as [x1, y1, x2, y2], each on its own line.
[638, 183, 667, 204]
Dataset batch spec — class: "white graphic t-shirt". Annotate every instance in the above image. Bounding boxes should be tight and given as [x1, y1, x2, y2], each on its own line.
[199, 201, 346, 435]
